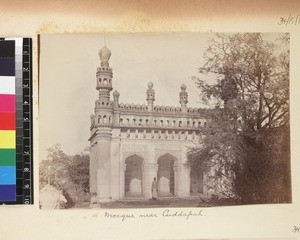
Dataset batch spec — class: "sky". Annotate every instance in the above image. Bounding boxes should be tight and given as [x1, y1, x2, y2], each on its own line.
[39, 32, 284, 159]
[39, 33, 215, 159]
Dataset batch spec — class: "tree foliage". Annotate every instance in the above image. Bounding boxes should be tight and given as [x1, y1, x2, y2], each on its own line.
[39, 144, 90, 205]
[188, 33, 291, 203]
[195, 33, 289, 131]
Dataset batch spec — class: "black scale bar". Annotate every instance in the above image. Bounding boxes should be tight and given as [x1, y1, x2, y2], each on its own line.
[22, 38, 33, 205]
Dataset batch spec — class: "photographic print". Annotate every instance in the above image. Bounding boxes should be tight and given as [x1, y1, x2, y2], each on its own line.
[39, 33, 291, 209]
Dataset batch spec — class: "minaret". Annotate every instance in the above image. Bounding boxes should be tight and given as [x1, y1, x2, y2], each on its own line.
[146, 81, 155, 112]
[89, 45, 114, 202]
[96, 45, 113, 101]
[179, 84, 188, 113]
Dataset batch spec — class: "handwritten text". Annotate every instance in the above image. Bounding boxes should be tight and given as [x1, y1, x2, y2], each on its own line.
[278, 14, 300, 26]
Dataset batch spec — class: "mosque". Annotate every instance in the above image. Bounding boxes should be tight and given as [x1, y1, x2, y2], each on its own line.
[89, 45, 212, 202]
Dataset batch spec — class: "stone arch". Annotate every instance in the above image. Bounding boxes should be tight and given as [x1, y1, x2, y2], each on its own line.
[124, 154, 144, 197]
[157, 153, 177, 196]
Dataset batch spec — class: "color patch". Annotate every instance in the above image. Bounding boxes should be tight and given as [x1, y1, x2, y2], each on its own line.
[0, 76, 15, 94]
[0, 94, 15, 112]
[0, 130, 15, 148]
[0, 40, 15, 57]
[0, 149, 16, 166]
[0, 185, 16, 201]
[0, 58, 15, 76]
[0, 166, 16, 184]
[0, 112, 16, 130]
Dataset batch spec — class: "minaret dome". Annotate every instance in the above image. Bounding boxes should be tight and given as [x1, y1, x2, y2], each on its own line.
[99, 46, 111, 65]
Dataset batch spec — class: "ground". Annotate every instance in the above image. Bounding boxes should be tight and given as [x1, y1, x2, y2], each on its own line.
[72, 197, 241, 209]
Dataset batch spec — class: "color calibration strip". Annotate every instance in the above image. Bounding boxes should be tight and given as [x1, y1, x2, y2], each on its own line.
[0, 39, 16, 202]
[0, 38, 33, 204]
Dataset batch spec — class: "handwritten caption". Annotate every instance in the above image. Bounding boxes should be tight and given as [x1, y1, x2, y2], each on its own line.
[104, 209, 204, 221]
[278, 14, 300, 26]
[293, 226, 300, 233]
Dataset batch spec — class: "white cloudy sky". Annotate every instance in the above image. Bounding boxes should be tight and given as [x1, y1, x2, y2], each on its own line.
[39, 32, 283, 159]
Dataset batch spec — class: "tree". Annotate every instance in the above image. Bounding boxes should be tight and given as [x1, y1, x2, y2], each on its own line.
[68, 153, 90, 198]
[39, 144, 71, 190]
[39, 144, 90, 206]
[188, 33, 291, 203]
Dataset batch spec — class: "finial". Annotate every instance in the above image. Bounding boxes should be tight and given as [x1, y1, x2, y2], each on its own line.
[98, 45, 111, 65]
[148, 81, 154, 89]
[181, 84, 187, 91]
[113, 90, 120, 97]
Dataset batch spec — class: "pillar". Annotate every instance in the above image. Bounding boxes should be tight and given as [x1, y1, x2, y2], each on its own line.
[110, 129, 121, 200]
[89, 143, 97, 194]
[119, 163, 126, 199]
[96, 129, 112, 202]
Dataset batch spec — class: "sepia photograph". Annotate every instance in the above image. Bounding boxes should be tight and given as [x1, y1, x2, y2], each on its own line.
[39, 32, 291, 209]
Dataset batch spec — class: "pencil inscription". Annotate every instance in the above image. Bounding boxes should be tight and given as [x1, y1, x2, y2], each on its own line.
[278, 14, 300, 26]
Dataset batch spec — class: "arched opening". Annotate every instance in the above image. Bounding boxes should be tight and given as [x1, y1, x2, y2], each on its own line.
[190, 167, 203, 195]
[125, 155, 144, 197]
[103, 115, 107, 124]
[157, 154, 176, 196]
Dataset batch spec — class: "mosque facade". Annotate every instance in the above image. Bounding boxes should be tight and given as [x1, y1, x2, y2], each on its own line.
[89, 45, 212, 202]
